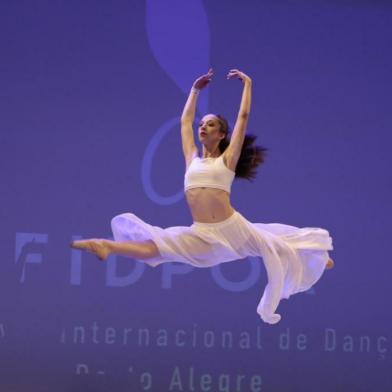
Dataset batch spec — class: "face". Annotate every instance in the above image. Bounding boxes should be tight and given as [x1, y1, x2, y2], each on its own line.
[198, 114, 225, 143]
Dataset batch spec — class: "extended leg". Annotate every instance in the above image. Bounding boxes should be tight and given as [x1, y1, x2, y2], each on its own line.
[70, 238, 160, 261]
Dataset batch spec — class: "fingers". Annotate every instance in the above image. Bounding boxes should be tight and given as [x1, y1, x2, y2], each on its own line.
[204, 68, 213, 82]
[227, 69, 242, 79]
[198, 68, 246, 81]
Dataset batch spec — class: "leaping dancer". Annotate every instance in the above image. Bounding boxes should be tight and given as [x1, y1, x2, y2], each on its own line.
[71, 68, 334, 324]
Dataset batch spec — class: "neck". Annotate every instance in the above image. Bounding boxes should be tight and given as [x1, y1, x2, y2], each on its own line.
[202, 146, 220, 158]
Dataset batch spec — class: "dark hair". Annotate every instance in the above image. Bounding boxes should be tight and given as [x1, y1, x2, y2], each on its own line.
[215, 114, 268, 181]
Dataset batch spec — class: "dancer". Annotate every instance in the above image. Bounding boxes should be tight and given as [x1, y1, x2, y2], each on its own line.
[71, 68, 334, 324]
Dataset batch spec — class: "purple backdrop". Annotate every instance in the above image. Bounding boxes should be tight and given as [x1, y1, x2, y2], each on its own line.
[1, 0, 391, 391]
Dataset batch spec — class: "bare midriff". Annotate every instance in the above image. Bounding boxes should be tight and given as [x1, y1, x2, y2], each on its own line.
[185, 187, 236, 223]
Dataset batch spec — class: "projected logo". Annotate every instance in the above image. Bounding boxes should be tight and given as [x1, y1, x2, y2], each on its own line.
[142, 0, 210, 205]
[14, 231, 315, 300]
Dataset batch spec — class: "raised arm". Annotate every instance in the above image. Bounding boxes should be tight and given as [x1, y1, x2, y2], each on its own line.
[225, 69, 252, 165]
[181, 68, 213, 163]
[180, 87, 198, 159]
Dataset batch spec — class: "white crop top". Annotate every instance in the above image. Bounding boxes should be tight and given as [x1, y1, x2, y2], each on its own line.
[184, 155, 236, 194]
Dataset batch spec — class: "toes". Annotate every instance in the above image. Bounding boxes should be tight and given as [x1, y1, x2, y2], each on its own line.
[69, 239, 108, 261]
[70, 241, 82, 249]
[326, 259, 334, 269]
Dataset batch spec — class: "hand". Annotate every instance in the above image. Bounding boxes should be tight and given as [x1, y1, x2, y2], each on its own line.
[226, 69, 252, 84]
[193, 68, 213, 90]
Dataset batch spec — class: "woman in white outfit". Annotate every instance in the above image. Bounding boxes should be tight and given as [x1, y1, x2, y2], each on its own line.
[71, 68, 334, 324]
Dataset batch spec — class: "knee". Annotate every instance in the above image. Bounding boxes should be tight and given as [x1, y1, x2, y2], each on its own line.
[142, 240, 161, 259]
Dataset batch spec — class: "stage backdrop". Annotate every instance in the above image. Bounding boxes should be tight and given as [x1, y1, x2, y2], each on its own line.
[1, 1, 391, 391]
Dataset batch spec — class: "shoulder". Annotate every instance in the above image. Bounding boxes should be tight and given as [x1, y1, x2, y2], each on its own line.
[185, 148, 199, 171]
[221, 151, 237, 172]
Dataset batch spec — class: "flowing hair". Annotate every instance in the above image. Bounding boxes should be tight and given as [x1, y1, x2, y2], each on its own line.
[215, 114, 268, 181]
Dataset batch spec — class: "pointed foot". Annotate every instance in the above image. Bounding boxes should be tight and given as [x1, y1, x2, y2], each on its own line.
[326, 258, 334, 270]
[70, 239, 110, 261]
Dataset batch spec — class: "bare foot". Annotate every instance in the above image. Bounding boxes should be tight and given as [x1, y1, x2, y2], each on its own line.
[326, 258, 334, 270]
[70, 238, 110, 261]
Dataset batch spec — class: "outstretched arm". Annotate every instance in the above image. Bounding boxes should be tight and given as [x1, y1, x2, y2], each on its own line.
[181, 68, 213, 161]
[225, 69, 252, 163]
[181, 87, 199, 123]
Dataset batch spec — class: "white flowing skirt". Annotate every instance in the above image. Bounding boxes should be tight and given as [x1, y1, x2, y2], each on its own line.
[111, 210, 333, 325]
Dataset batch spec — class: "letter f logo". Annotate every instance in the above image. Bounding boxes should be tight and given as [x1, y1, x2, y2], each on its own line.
[15, 233, 48, 282]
